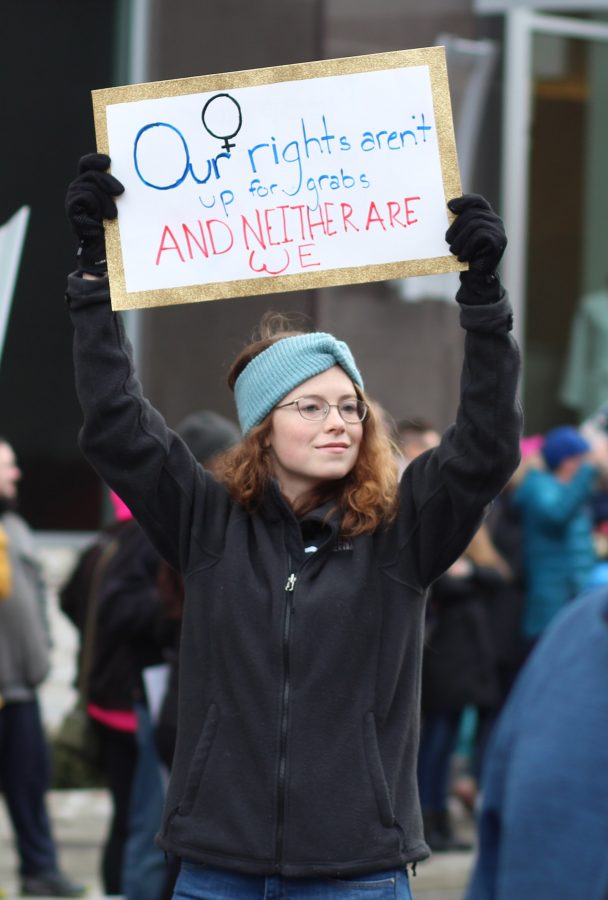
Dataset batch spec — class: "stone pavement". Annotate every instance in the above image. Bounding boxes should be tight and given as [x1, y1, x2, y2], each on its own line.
[0, 790, 110, 899]
[0, 536, 476, 899]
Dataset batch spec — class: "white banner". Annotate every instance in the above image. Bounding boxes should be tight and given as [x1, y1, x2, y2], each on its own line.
[93, 48, 464, 310]
[0, 206, 30, 364]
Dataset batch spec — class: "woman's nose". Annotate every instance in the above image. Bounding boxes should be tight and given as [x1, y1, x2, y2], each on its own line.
[324, 406, 345, 429]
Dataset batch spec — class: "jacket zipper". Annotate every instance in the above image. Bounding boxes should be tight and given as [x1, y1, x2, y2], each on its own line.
[275, 567, 297, 867]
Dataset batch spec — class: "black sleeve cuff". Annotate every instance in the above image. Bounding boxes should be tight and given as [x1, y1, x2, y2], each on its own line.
[456, 269, 504, 306]
[65, 271, 112, 310]
[458, 291, 514, 334]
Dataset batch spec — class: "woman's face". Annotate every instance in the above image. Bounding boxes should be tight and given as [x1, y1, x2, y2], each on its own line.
[267, 366, 363, 503]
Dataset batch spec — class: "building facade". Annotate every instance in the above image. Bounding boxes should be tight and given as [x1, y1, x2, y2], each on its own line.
[2, 1, 607, 528]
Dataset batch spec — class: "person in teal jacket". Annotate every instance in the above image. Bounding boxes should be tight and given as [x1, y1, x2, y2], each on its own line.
[513, 426, 597, 644]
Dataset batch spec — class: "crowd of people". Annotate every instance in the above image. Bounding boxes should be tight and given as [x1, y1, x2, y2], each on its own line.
[1, 148, 607, 900]
[415, 420, 608, 867]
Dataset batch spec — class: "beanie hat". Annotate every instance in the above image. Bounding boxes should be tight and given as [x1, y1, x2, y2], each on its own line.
[234, 333, 364, 434]
[541, 426, 590, 470]
[520, 434, 544, 459]
[109, 490, 133, 522]
[176, 409, 241, 463]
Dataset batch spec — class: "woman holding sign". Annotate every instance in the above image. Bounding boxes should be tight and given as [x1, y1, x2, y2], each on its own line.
[64, 153, 521, 899]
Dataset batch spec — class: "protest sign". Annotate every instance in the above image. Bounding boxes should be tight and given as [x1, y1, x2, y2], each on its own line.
[0, 206, 30, 364]
[93, 47, 465, 310]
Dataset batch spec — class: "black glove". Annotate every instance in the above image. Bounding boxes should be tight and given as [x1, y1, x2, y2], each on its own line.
[445, 194, 507, 277]
[65, 153, 124, 274]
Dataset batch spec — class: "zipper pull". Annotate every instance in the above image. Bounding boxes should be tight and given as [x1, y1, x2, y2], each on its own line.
[285, 573, 297, 591]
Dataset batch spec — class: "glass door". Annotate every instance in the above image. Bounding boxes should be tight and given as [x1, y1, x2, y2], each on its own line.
[501, 10, 608, 431]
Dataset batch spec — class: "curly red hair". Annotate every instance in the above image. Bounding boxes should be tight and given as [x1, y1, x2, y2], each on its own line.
[215, 315, 399, 536]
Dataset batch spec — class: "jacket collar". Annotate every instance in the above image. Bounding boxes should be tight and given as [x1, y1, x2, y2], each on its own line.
[262, 480, 340, 535]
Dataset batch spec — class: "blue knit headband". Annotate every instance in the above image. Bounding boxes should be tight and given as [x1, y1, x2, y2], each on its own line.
[234, 332, 364, 434]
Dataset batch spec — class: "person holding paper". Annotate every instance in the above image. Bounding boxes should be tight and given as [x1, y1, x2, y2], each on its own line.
[64, 153, 521, 899]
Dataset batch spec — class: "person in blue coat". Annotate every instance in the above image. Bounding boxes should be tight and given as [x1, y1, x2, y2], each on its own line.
[466, 585, 608, 900]
[513, 425, 597, 647]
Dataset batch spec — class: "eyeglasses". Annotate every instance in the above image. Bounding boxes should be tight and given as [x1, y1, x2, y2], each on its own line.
[275, 395, 368, 423]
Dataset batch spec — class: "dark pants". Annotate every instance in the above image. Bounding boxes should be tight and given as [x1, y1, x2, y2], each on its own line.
[92, 718, 138, 895]
[0, 698, 58, 876]
[417, 710, 462, 813]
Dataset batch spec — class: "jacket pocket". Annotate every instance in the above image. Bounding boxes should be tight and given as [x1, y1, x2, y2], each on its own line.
[179, 702, 220, 816]
[363, 712, 396, 829]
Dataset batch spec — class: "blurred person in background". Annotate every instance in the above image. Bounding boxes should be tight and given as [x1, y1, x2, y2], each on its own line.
[60, 491, 155, 898]
[417, 523, 512, 851]
[397, 418, 440, 469]
[60, 411, 239, 900]
[447, 439, 540, 820]
[0, 439, 85, 898]
[482, 436, 543, 693]
[467, 584, 608, 900]
[513, 425, 598, 656]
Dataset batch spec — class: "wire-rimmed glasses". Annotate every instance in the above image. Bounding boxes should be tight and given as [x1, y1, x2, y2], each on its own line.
[274, 395, 368, 424]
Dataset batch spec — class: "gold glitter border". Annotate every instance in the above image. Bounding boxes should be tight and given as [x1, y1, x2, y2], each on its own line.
[93, 47, 465, 311]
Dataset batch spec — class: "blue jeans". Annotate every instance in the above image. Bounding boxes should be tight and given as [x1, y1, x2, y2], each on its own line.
[122, 703, 168, 900]
[173, 862, 414, 899]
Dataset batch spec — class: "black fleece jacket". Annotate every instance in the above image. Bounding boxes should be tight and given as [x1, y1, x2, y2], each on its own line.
[66, 272, 521, 878]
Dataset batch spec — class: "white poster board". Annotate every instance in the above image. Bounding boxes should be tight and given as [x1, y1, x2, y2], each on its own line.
[93, 47, 465, 310]
[0, 206, 30, 363]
